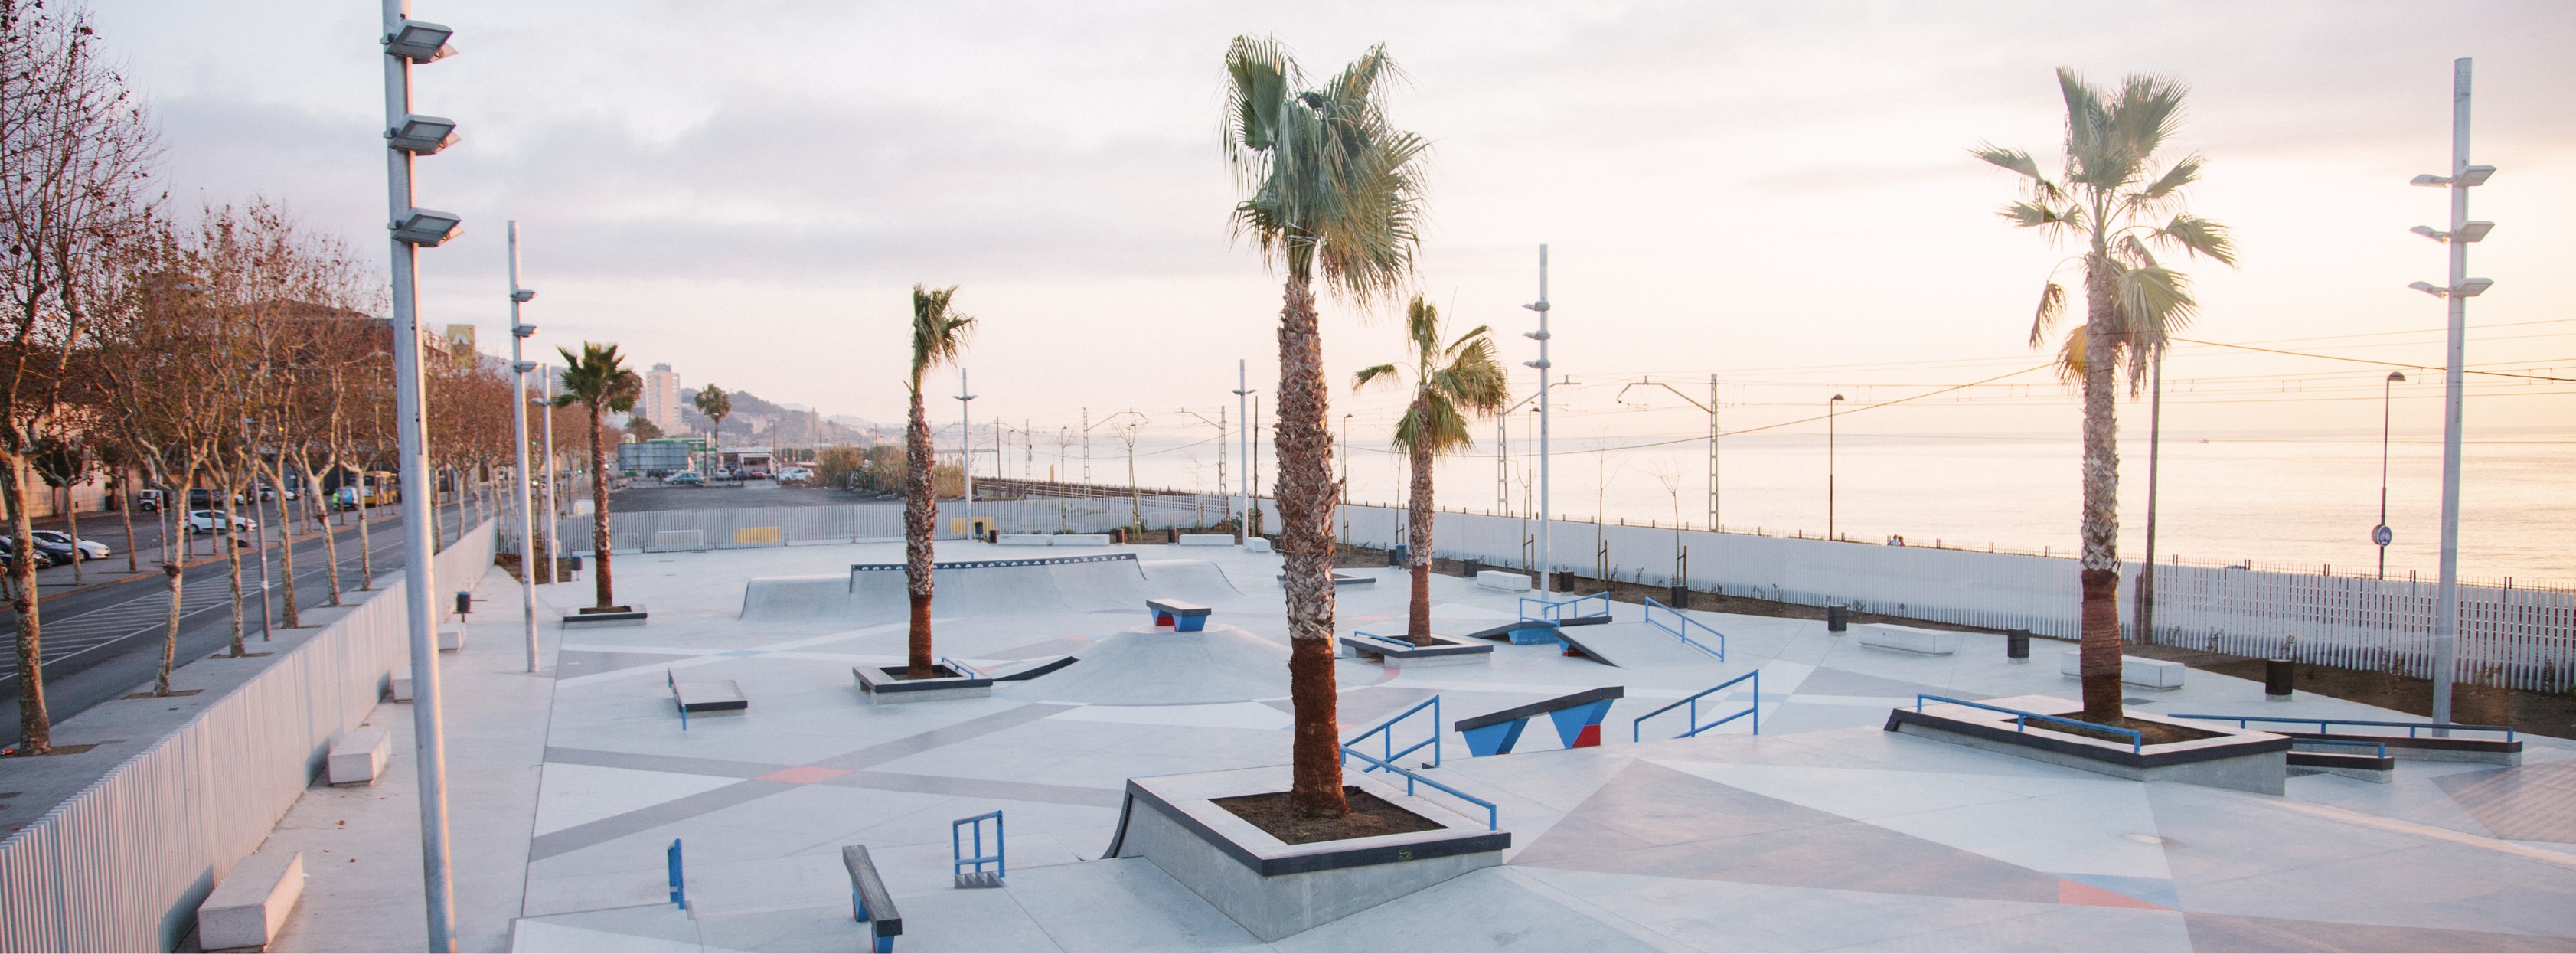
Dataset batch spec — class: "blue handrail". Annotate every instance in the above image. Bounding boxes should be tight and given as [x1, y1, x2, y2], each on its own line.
[1519, 592, 1610, 623]
[2166, 714, 2516, 743]
[1340, 746, 1498, 830]
[938, 655, 984, 678]
[1641, 597, 1725, 660]
[952, 811, 1004, 882]
[1342, 695, 1441, 773]
[1913, 694, 2143, 754]
[1632, 670, 1759, 741]
[666, 838, 686, 909]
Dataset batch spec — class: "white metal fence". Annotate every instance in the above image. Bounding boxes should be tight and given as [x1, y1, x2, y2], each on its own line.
[1338, 503, 2576, 692]
[540, 489, 1248, 554]
[0, 520, 496, 952]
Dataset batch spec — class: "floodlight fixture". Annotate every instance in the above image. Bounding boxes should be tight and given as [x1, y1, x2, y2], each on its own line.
[2411, 174, 2450, 187]
[2456, 221, 2494, 242]
[513, 361, 538, 373]
[511, 322, 536, 337]
[2457, 165, 2496, 186]
[392, 208, 463, 247]
[2388, 371, 2408, 383]
[2454, 277, 2493, 297]
[2408, 281, 2444, 297]
[387, 114, 459, 155]
[383, 20, 455, 64]
[511, 289, 537, 303]
[2411, 225, 2445, 242]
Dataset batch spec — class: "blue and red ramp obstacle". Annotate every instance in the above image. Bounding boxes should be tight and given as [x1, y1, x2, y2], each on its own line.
[1453, 686, 1625, 756]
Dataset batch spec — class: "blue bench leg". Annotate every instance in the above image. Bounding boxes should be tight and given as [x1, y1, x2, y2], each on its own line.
[1461, 719, 1526, 757]
[875, 934, 894, 954]
[1177, 616, 1207, 632]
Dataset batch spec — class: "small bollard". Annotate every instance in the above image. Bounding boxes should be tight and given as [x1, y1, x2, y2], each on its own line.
[1826, 604, 1849, 632]
[1463, 557, 1482, 579]
[2266, 658, 2294, 701]
[2006, 629, 2031, 662]
[454, 591, 472, 618]
[1389, 544, 1408, 567]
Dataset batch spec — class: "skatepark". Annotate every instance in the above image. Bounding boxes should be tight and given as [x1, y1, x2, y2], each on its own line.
[234, 537, 2576, 952]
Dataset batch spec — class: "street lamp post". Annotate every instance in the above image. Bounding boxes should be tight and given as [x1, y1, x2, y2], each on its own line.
[377, 2, 461, 948]
[2408, 57, 2496, 726]
[1340, 413, 1352, 543]
[1233, 360, 1254, 542]
[955, 368, 976, 536]
[507, 221, 539, 673]
[539, 374, 560, 559]
[1522, 246, 1553, 600]
[1827, 394, 1846, 541]
[2378, 371, 2406, 579]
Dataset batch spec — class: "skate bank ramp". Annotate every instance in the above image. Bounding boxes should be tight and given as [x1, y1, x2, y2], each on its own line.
[743, 553, 1177, 622]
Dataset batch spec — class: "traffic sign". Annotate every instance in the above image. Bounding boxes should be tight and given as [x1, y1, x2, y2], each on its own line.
[2372, 524, 2394, 547]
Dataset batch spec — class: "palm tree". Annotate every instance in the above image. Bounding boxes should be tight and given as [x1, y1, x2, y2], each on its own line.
[1224, 36, 1428, 817]
[1353, 295, 1507, 642]
[1976, 68, 2234, 722]
[694, 384, 730, 476]
[551, 343, 642, 612]
[903, 285, 975, 679]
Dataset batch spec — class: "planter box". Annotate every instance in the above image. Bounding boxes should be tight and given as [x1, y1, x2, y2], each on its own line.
[1886, 694, 2289, 794]
[1338, 632, 1493, 668]
[2060, 650, 2186, 689]
[851, 665, 993, 704]
[647, 529, 707, 552]
[1859, 625, 1960, 655]
[561, 605, 648, 629]
[1474, 570, 1531, 592]
[1105, 766, 1507, 942]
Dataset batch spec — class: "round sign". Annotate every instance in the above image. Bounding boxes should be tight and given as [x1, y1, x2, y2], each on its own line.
[2372, 524, 2394, 547]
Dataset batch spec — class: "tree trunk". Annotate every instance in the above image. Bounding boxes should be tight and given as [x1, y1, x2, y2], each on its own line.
[119, 466, 138, 574]
[311, 460, 342, 606]
[271, 460, 299, 628]
[158, 481, 182, 696]
[903, 384, 936, 678]
[1407, 407, 1433, 640]
[64, 482, 81, 586]
[354, 472, 374, 590]
[2078, 256, 2123, 722]
[222, 488, 245, 657]
[589, 406, 615, 609]
[2, 454, 50, 754]
[1275, 276, 1346, 818]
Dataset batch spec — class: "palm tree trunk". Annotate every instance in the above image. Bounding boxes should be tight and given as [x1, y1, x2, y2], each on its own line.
[1276, 275, 1347, 818]
[2078, 258, 2123, 722]
[903, 384, 936, 678]
[1407, 405, 1434, 640]
[589, 406, 615, 609]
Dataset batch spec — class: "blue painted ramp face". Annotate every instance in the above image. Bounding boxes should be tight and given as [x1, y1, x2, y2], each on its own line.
[1461, 720, 1526, 757]
[1549, 699, 1615, 749]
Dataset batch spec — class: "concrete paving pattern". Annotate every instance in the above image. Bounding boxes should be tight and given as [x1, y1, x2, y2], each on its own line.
[243, 538, 2576, 952]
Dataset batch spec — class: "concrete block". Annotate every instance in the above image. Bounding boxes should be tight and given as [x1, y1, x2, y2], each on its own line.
[852, 665, 993, 704]
[389, 666, 413, 702]
[2059, 650, 2186, 689]
[997, 534, 1053, 546]
[1859, 625, 1961, 655]
[326, 728, 390, 786]
[648, 529, 707, 552]
[1474, 570, 1531, 592]
[1245, 537, 1272, 554]
[436, 625, 465, 652]
[561, 606, 648, 629]
[1177, 534, 1234, 547]
[1887, 694, 2289, 795]
[1053, 534, 1113, 546]
[197, 851, 304, 952]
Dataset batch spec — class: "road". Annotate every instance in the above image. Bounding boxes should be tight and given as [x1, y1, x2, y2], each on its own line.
[0, 499, 482, 749]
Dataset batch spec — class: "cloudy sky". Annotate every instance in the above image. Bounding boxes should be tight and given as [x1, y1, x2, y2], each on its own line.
[93, 1, 2576, 446]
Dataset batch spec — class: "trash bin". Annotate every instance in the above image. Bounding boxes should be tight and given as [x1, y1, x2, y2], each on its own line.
[1389, 544, 1409, 567]
[2006, 629, 2030, 661]
[1463, 557, 1482, 579]
[2266, 658, 2294, 700]
[1827, 604, 1849, 632]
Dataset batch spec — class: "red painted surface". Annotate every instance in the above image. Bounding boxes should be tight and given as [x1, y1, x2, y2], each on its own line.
[1572, 724, 1602, 748]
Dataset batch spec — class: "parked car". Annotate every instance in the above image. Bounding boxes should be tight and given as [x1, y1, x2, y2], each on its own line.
[0, 537, 62, 570]
[775, 466, 814, 485]
[746, 469, 770, 481]
[664, 472, 704, 486]
[186, 509, 257, 534]
[32, 531, 109, 560]
[137, 488, 165, 512]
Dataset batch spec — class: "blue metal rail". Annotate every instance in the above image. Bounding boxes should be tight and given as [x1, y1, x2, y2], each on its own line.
[1641, 597, 1725, 660]
[1632, 671, 1760, 741]
[1913, 694, 2143, 754]
[952, 811, 1005, 884]
[937, 656, 984, 678]
[666, 838, 686, 909]
[2166, 714, 2516, 742]
[1343, 695, 1441, 773]
[1340, 746, 1498, 831]
[1519, 592, 1610, 623]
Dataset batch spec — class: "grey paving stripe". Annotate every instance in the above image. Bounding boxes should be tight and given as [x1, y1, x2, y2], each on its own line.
[838, 770, 1124, 807]
[2437, 760, 2576, 845]
[528, 779, 797, 861]
[810, 702, 1078, 771]
[543, 746, 779, 779]
[2182, 911, 2576, 952]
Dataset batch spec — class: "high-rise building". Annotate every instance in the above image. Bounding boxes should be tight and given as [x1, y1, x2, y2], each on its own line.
[644, 363, 683, 433]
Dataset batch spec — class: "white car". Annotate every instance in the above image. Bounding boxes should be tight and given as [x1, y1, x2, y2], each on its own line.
[31, 531, 108, 560]
[186, 510, 258, 534]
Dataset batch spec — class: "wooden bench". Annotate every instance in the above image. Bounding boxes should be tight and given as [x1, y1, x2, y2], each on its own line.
[844, 845, 903, 953]
[197, 851, 304, 952]
[1144, 598, 1213, 632]
[327, 728, 390, 786]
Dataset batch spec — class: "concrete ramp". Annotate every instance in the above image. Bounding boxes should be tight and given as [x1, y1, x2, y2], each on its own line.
[739, 575, 858, 621]
[1017, 623, 1288, 704]
[841, 553, 1152, 620]
[1556, 621, 1729, 671]
[1139, 560, 1244, 601]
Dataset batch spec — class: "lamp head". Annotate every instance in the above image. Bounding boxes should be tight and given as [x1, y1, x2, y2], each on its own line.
[2408, 280, 2444, 298]
[391, 208, 463, 247]
[511, 289, 537, 303]
[2411, 173, 2450, 187]
[2388, 371, 2407, 383]
[2457, 221, 2494, 242]
[386, 115, 458, 155]
[2410, 225, 2445, 243]
[2454, 277, 2494, 297]
[382, 20, 456, 64]
[2458, 165, 2496, 187]
[1830, 394, 1846, 403]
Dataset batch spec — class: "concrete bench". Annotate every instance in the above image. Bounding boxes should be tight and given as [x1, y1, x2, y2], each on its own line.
[197, 851, 304, 952]
[1145, 598, 1213, 632]
[389, 666, 413, 702]
[1245, 537, 1272, 554]
[1177, 534, 1233, 546]
[1859, 625, 1961, 655]
[2060, 650, 2186, 689]
[437, 625, 465, 652]
[648, 529, 707, 552]
[844, 845, 903, 953]
[997, 534, 1053, 546]
[1455, 686, 1625, 756]
[670, 671, 749, 716]
[1474, 570, 1532, 592]
[1054, 534, 1113, 546]
[327, 728, 390, 786]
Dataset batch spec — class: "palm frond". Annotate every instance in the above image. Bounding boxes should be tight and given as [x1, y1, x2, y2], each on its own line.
[2026, 282, 2065, 348]
[1220, 39, 1427, 303]
[907, 284, 976, 391]
[1351, 363, 1400, 392]
[2150, 212, 2237, 266]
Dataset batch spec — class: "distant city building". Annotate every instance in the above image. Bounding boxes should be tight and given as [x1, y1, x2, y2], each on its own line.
[643, 363, 683, 434]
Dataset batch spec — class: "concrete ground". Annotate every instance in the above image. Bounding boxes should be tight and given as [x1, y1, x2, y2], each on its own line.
[257, 540, 2576, 952]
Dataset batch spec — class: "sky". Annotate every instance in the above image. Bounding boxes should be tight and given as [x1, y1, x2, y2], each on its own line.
[91, 1, 2576, 452]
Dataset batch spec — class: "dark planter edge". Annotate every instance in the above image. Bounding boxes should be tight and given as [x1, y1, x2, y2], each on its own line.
[1109, 778, 1509, 877]
[1883, 707, 2290, 769]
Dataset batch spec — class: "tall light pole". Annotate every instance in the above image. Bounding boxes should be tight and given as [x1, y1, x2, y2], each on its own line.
[955, 368, 976, 535]
[1522, 245, 1552, 599]
[1827, 394, 1846, 541]
[2408, 57, 2496, 726]
[377, 4, 461, 949]
[2377, 371, 2407, 580]
[1233, 360, 1254, 542]
[1177, 408, 1229, 532]
[1340, 413, 1352, 543]
[539, 371, 560, 557]
[507, 221, 539, 673]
